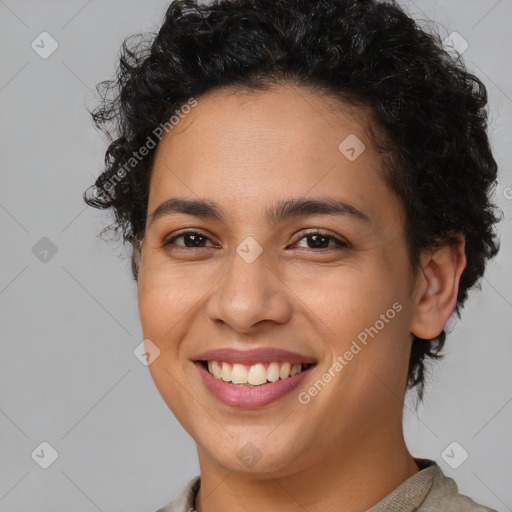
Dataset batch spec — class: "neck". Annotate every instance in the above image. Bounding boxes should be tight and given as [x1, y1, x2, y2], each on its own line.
[194, 430, 419, 512]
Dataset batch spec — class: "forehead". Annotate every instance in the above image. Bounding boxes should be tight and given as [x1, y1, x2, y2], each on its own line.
[148, 83, 401, 228]
[155, 82, 376, 166]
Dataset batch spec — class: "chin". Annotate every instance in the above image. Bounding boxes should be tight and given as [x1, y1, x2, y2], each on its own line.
[198, 430, 312, 476]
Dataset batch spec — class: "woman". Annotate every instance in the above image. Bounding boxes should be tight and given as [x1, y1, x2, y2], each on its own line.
[84, 0, 501, 510]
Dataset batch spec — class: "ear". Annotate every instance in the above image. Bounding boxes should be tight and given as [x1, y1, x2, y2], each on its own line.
[410, 236, 466, 340]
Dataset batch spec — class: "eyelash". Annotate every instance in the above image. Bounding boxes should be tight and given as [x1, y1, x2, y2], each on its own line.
[163, 229, 349, 251]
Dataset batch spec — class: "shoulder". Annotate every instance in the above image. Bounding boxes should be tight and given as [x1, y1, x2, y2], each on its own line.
[368, 458, 498, 512]
[154, 476, 200, 512]
[418, 461, 498, 512]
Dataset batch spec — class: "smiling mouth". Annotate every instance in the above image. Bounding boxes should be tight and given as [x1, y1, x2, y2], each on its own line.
[198, 360, 316, 386]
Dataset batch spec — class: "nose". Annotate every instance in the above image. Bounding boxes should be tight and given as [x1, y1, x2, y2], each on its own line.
[205, 245, 293, 333]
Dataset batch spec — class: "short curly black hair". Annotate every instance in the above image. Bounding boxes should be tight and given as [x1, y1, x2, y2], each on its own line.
[84, 0, 501, 400]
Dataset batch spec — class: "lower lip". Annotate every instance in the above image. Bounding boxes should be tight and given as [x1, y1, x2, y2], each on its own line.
[195, 362, 314, 408]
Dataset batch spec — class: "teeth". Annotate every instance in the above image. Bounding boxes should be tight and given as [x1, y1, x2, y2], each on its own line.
[279, 362, 291, 379]
[267, 362, 280, 382]
[231, 363, 247, 384]
[210, 361, 222, 379]
[247, 363, 267, 385]
[290, 363, 302, 376]
[221, 362, 232, 381]
[206, 361, 310, 385]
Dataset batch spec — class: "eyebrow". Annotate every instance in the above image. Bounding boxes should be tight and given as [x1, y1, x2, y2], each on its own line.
[148, 196, 370, 227]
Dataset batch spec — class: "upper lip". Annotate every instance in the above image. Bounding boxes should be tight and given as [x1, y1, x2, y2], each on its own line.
[194, 347, 317, 366]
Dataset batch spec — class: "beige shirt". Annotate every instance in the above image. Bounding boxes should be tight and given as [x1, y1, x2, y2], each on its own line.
[155, 458, 498, 512]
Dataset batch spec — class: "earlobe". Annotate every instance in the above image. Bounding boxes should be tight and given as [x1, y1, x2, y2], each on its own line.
[410, 237, 466, 340]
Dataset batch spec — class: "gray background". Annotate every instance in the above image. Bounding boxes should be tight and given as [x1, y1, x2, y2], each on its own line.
[0, 1, 511, 511]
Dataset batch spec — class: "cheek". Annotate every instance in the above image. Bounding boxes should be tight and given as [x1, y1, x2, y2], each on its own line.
[137, 270, 206, 427]
[137, 269, 194, 348]
[291, 264, 402, 348]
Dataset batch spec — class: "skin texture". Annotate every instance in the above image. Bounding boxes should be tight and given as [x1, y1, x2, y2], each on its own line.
[136, 83, 466, 512]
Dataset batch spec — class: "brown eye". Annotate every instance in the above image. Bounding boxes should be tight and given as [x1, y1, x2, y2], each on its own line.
[164, 231, 215, 248]
[292, 231, 348, 250]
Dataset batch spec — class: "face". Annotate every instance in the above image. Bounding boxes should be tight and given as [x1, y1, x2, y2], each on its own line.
[137, 83, 418, 476]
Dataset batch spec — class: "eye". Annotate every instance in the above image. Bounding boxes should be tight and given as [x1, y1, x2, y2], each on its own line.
[162, 229, 349, 252]
[163, 230, 217, 249]
[290, 230, 349, 250]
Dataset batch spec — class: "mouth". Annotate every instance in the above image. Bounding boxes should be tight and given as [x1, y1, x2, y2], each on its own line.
[199, 360, 315, 385]
[193, 349, 317, 408]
